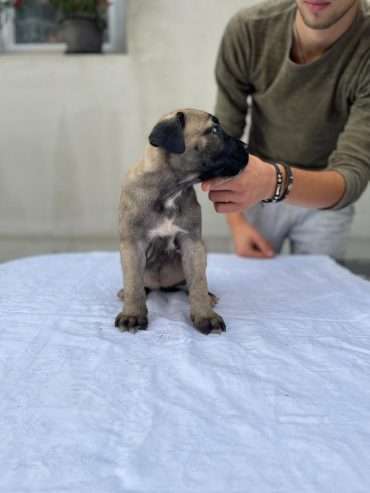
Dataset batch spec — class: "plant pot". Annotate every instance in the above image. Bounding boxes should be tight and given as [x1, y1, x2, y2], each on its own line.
[62, 15, 103, 54]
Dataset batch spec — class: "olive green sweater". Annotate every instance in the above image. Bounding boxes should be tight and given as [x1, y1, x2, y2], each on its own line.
[215, 0, 370, 209]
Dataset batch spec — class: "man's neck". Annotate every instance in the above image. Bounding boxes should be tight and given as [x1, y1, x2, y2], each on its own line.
[293, 2, 360, 64]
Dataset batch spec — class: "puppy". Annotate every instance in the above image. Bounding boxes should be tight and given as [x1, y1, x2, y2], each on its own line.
[115, 108, 248, 335]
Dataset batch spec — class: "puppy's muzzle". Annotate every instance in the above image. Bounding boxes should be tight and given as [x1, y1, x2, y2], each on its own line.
[199, 134, 249, 181]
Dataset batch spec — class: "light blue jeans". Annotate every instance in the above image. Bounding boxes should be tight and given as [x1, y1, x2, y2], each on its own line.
[245, 202, 354, 259]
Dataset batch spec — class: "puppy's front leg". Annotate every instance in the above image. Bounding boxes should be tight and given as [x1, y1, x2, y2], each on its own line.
[179, 236, 226, 335]
[115, 240, 148, 333]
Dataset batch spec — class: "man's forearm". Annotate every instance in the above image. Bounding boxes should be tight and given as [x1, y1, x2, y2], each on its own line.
[226, 212, 247, 230]
[225, 169, 345, 227]
[284, 168, 346, 209]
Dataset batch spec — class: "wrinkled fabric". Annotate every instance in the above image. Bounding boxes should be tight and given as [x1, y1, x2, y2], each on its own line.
[1, 252, 370, 493]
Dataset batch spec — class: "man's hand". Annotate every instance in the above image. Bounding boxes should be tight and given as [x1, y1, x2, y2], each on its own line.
[228, 213, 275, 258]
[201, 154, 276, 213]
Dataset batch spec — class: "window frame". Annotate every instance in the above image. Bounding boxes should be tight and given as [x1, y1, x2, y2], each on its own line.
[1, 1, 126, 54]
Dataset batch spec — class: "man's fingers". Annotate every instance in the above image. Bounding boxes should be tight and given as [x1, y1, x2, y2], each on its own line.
[247, 249, 272, 258]
[235, 243, 272, 258]
[202, 176, 236, 192]
[252, 233, 275, 257]
[209, 190, 244, 204]
[214, 202, 242, 214]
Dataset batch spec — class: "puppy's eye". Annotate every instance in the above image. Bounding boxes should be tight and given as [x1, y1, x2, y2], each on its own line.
[204, 126, 219, 136]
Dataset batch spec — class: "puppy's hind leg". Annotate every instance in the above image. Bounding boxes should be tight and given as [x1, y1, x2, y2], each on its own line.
[160, 284, 219, 307]
[157, 256, 219, 306]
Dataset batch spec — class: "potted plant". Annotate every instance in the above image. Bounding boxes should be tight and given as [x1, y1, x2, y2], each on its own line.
[49, 0, 110, 54]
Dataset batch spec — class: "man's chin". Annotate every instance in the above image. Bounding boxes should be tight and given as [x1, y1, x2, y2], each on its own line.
[300, 16, 340, 30]
[297, 0, 359, 30]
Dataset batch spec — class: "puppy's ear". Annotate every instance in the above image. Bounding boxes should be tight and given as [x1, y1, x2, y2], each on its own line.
[149, 112, 186, 154]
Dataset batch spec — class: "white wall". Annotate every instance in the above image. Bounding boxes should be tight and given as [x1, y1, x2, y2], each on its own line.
[0, 0, 369, 261]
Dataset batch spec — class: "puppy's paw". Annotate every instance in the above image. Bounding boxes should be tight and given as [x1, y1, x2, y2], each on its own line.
[191, 311, 226, 335]
[115, 312, 148, 333]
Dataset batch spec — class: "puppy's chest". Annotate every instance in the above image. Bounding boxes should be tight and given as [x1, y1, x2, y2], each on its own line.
[147, 192, 188, 253]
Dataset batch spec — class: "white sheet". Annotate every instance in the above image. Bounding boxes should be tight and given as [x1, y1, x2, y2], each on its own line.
[1, 252, 370, 492]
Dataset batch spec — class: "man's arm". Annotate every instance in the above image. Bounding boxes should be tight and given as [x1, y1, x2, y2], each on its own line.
[284, 167, 346, 209]
[207, 54, 370, 212]
[214, 11, 260, 256]
[214, 12, 251, 139]
[223, 164, 345, 258]
[324, 58, 370, 210]
[227, 211, 275, 258]
[201, 154, 347, 213]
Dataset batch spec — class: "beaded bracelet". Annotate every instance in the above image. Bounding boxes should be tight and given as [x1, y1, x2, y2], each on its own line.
[262, 162, 284, 203]
[278, 162, 294, 202]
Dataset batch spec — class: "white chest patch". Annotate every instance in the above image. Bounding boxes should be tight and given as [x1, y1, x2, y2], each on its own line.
[148, 218, 187, 241]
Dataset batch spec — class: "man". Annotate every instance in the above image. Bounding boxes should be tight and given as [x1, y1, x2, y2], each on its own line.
[202, 0, 370, 258]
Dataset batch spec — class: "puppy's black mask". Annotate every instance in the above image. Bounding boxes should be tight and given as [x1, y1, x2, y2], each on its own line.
[198, 126, 249, 181]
